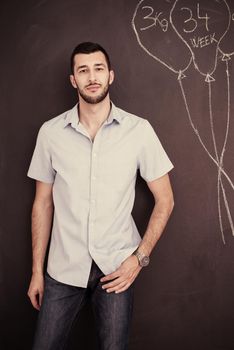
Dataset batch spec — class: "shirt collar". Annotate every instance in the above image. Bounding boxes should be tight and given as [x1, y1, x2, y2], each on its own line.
[63, 102, 123, 128]
[63, 104, 79, 128]
[106, 103, 123, 124]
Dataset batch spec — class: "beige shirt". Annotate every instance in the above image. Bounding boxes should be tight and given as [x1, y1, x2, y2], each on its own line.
[27, 103, 173, 287]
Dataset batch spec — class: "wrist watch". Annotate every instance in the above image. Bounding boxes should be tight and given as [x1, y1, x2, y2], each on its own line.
[133, 249, 150, 267]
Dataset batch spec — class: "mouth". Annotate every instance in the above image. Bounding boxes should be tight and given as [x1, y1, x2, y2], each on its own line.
[86, 84, 101, 92]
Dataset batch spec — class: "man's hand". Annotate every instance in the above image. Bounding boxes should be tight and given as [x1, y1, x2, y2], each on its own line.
[27, 272, 44, 310]
[100, 254, 142, 294]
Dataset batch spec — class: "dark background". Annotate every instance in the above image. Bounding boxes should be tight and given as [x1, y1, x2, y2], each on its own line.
[1, 0, 234, 349]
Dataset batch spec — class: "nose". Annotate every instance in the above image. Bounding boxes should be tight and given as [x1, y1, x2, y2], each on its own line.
[88, 69, 96, 83]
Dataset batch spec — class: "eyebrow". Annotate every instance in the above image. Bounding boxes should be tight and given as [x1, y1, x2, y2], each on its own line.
[76, 63, 106, 70]
[94, 63, 105, 67]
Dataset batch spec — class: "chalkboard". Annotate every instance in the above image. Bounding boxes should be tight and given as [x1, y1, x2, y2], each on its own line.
[1, 1, 234, 349]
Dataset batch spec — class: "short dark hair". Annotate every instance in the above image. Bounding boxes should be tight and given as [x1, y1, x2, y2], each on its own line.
[70, 42, 111, 73]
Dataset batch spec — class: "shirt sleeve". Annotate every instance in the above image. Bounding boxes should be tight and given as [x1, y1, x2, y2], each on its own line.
[138, 120, 174, 182]
[27, 124, 56, 184]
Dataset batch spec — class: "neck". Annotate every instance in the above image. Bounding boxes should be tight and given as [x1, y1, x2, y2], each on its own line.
[78, 96, 111, 128]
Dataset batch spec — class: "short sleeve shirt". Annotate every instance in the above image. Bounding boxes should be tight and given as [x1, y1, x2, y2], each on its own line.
[27, 103, 173, 287]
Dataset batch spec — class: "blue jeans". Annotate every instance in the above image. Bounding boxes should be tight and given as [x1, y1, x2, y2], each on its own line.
[32, 261, 134, 350]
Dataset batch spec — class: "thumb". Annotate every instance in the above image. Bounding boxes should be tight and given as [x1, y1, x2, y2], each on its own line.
[39, 291, 44, 308]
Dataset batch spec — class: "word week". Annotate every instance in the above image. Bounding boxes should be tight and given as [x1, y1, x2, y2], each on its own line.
[190, 32, 217, 48]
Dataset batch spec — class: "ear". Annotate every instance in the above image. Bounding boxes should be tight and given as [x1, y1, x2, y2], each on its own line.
[70, 75, 77, 89]
[109, 70, 114, 85]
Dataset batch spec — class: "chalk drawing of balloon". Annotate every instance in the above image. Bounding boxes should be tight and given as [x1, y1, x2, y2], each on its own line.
[219, 10, 234, 55]
[132, 0, 193, 76]
[170, 0, 231, 79]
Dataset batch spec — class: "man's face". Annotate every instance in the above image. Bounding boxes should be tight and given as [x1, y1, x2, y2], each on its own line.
[70, 51, 114, 104]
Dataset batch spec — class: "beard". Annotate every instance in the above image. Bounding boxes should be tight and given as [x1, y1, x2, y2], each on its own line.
[78, 81, 110, 104]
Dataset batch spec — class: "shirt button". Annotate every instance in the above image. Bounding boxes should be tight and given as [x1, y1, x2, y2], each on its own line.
[91, 199, 95, 204]
[93, 153, 97, 158]
[92, 176, 96, 181]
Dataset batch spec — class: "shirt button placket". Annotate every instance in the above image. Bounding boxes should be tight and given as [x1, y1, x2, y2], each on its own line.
[89, 143, 99, 241]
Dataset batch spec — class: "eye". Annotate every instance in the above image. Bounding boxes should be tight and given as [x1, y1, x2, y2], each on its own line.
[78, 68, 87, 74]
[96, 67, 104, 71]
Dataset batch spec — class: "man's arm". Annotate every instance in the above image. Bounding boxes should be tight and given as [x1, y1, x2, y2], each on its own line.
[136, 173, 174, 256]
[27, 181, 54, 310]
[101, 173, 174, 293]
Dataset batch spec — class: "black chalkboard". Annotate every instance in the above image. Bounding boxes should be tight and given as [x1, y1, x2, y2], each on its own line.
[1, 1, 234, 349]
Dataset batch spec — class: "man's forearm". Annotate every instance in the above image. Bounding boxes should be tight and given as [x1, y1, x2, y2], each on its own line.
[31, 199, 54, 274]
[138, 197, 174, 256]
[101, 197, 174, 293]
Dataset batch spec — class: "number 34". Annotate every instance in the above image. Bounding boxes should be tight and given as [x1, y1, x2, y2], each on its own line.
[181, 3, 210, 33]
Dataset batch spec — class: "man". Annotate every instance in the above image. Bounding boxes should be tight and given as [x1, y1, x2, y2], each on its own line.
[27, 42, 174, 350]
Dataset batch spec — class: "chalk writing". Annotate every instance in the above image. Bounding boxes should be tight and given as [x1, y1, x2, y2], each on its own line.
[140, 6, 168, 32]
[196, 3, 210, 31]
[132, 0, 193, 74]
[181, 4, 210, 33]
[190, 33, 217, 48]
[132, 0, 234, 243]
[181, 7, 197, 33]
[171, 0, 230, 76]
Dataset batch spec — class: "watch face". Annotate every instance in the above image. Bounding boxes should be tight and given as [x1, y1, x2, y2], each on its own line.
[140, 256, 150, 267]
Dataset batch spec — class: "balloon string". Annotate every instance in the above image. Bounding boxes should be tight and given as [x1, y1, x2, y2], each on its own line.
[207, 55, 233, 239]
[208, 81, 219, 161]
[208, 61, 234, 238]
[178, 79, 234, 191]
[217, 172, 225, 244]
[178, 78, 234, 243]
[221, 179, 234, 236]
[221, 60, 234, 236]
[208, 80, 228, 243]
[220, 60, 231, 170]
